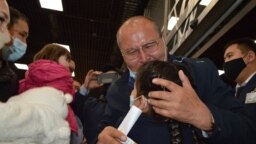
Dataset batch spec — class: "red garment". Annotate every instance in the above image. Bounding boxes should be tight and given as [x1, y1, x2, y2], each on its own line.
[19, 59, 78, 133]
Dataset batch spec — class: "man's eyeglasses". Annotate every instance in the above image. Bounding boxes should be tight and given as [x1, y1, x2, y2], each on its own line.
[121, 39, 161, 60]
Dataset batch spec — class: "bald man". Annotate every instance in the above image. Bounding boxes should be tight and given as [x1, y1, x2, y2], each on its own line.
[97, 16, 256, 144]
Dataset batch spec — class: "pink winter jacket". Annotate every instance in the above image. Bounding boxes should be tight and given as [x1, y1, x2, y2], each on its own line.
[19, 59, 78, 133]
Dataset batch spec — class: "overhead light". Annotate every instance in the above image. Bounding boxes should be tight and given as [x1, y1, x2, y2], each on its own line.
[39, 0, 63, 11]
[72, 72, 75, 77]
[218, 70, 224, 75]
[168, 16, 179, 30]
[14, 63, 28, 70]
[53, 43, 70, 52]
[199, 0, 212, 6]
[254, 40, 256, 43]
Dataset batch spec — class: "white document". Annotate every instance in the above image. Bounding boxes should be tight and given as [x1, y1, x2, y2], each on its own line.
[118, 105, 142, 144]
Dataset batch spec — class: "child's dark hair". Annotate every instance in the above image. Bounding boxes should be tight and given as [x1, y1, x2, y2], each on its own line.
[136, 60, 194, 121]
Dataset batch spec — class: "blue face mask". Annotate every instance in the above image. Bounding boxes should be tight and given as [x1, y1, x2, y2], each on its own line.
[2, 37, 27, 62]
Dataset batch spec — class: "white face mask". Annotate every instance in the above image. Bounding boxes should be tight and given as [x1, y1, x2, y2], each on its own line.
[0, 30, 10, 49]
[129, 70, 136, 79]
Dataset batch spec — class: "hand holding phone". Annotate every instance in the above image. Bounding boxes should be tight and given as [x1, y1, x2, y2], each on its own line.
[97, 72, 120, 84]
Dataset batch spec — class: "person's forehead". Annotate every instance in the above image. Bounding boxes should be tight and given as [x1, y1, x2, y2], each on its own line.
[123, 21, 157, 35]
[59, 55, 67, 58]
[225, 44, 241, 54]
[119, 23, 159, 46]
[12, 19, 29, 31]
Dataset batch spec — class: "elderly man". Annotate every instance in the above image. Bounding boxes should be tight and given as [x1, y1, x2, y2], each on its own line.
[97, 16, 256, 144]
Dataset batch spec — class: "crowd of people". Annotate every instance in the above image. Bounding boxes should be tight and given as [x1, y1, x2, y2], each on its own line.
[1, 0, 256, 144]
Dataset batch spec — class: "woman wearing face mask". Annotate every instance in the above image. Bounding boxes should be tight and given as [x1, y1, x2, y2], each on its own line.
[1, 37, 27, 61]
[2, 7, 29, 62]
[0, 7, 29, 102]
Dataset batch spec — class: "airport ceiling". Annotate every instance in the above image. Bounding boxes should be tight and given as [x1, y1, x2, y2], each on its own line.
[200, 3, 256, 69]
[8, 0, 149, 82]
[8, 0, 256, 83]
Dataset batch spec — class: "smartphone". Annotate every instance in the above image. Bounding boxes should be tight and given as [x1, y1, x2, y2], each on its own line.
[97, 72, 120, 84]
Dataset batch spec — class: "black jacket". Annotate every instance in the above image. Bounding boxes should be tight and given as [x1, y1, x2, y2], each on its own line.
[0, 60, 19, 102]
[99, 56, 256, 144]
[73, 86, 109, 144]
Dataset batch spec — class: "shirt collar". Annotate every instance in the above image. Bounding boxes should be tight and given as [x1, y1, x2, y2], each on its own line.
[236, 72, 256, 89]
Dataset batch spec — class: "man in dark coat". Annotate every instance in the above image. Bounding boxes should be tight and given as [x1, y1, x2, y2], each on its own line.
[73, 65, 122, 144]
[97, 16, 256, 144]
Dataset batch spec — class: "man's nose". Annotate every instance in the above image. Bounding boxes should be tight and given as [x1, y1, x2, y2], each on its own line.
[138, 49, 149, 62]
[1, 21, 8, 31]
[1, 26, 11, 43]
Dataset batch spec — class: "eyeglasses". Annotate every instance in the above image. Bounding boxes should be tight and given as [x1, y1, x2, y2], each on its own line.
[121, 39, 161, 60]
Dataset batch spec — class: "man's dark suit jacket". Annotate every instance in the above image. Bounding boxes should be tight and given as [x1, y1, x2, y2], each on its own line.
[237, 74, 256, 102]
[99, 56, 256, 144]
[236, 74, 256, 135]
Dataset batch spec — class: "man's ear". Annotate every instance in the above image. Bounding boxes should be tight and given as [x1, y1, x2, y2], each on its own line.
[247, 50, 256, 63]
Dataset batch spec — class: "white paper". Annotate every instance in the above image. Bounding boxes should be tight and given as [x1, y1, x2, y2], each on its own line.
[118, 105, 142, 135]
[118, 105, 142, 144]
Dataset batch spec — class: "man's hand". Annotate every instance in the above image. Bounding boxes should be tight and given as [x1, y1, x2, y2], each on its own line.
[83, 69, 103, 91]
[97, 126, 127, 144]
[148, 70, 213, 131]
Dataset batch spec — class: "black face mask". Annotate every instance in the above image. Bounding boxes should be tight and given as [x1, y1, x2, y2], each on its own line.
[223, 58, 246, 81]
